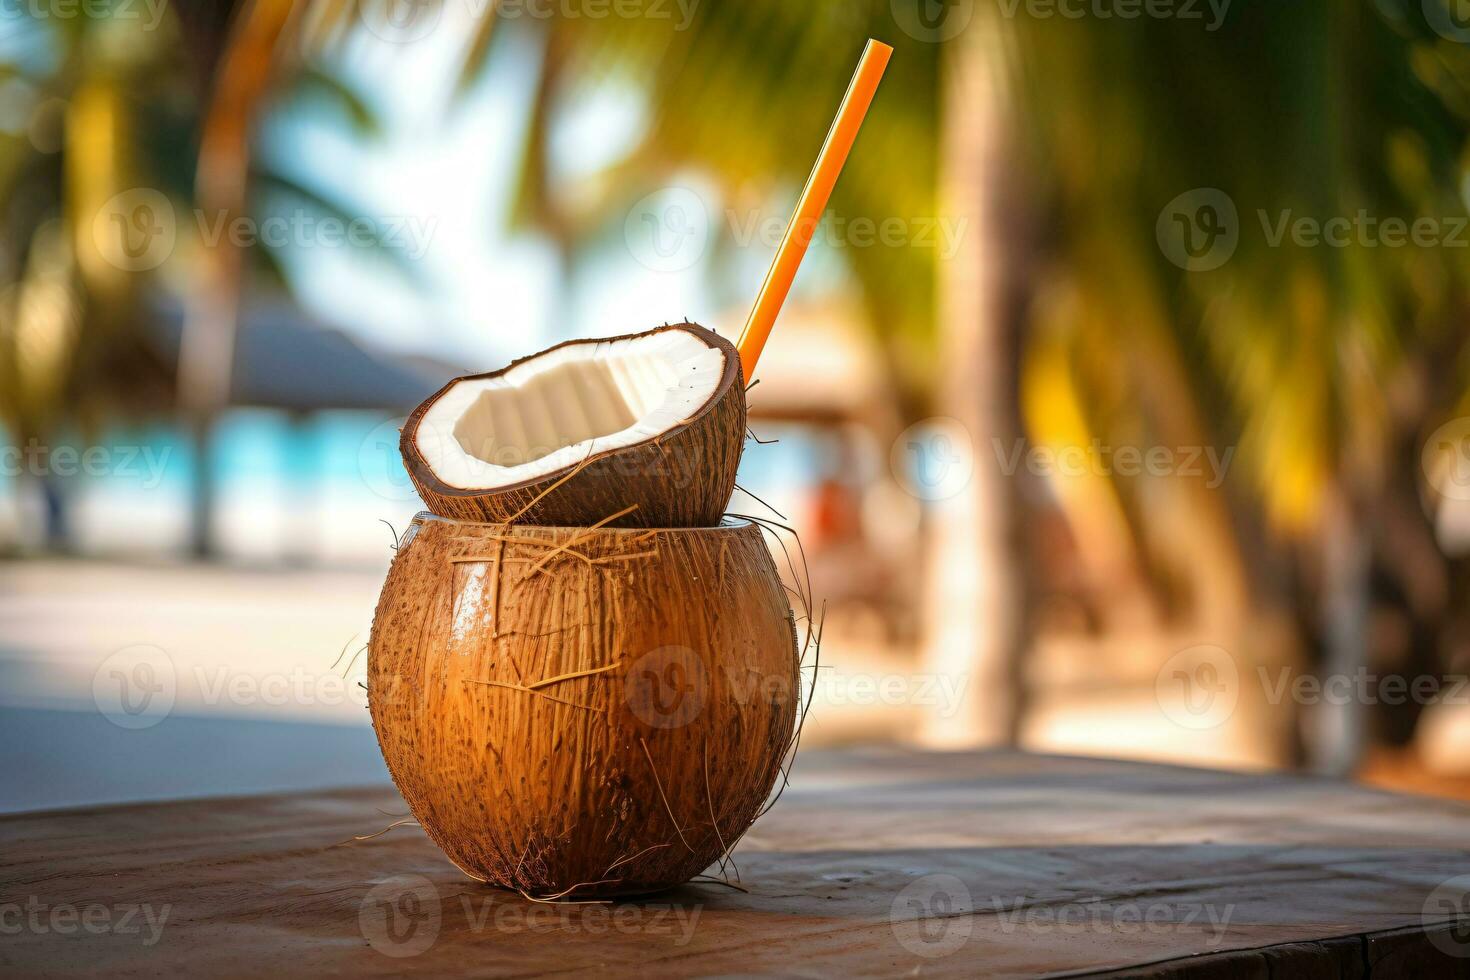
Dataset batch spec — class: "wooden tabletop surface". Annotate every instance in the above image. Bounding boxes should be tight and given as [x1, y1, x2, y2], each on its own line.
[4, 747, 1470, 978]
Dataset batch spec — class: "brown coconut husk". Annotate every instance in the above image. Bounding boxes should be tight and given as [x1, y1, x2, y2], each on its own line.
[398, 322, 746, 529]
[367, 512, 798, 898]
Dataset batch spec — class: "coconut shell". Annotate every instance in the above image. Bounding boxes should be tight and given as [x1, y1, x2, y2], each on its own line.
[399, 322, 746, 528]
[368, 513, 798, 897]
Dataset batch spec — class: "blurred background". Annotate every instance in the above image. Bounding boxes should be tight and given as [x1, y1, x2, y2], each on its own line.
[5, 0, 1470, 811]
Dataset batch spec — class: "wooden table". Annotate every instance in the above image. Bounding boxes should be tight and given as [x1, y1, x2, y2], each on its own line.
[5, 748, 1470, 978]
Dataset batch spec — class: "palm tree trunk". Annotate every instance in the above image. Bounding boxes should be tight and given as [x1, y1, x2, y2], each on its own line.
[38, 471, 72, 554]
[180, 0, 296, 559]
[919, 16, 1029, 747]
[1314, 490, 1370, 775]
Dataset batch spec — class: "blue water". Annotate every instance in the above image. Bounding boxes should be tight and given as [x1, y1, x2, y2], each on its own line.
[0, 411, 822, 556]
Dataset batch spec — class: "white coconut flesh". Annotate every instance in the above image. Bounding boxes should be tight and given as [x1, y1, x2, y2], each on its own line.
[416, 330, 727, 490]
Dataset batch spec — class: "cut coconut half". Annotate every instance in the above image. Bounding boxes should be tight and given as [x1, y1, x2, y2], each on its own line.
[400, 322, 746, 528]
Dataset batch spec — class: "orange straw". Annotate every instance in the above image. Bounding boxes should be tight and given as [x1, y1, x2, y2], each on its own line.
[736, 39, 893, 381]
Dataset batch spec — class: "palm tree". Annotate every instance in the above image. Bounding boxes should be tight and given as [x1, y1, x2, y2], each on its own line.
[0, 10, 195, 548]
[1002, 0, 1470, 770]
[436, 0, 1470, 770]
[918, 8, 1029, 746]
[0, 1, 399, 555]
[19, 0, 1459, 770]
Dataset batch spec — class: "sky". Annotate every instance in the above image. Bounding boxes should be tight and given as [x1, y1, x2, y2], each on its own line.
[257, 16, 712, 371]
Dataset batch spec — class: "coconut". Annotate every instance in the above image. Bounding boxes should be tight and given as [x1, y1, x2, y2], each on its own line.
[367, 512, 798, 897]
[399, 322, 745, 528]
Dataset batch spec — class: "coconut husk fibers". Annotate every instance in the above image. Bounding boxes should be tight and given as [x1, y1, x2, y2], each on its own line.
[399, 322, 746, 529]
[367, 513, 798, 897]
